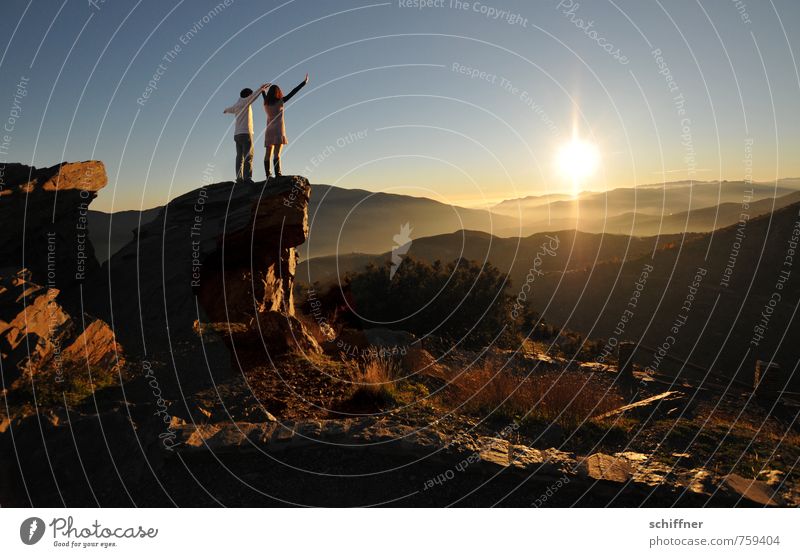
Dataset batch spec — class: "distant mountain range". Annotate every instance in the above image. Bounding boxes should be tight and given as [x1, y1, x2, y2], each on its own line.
[491, 180, 799, 236]
[88, 179, 800, 264]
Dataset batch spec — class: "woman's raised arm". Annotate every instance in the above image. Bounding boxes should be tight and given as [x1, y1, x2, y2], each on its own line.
[283, 73, 309, 103]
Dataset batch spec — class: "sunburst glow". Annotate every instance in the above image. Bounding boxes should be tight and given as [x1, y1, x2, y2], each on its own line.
[556, 140, 600, 186]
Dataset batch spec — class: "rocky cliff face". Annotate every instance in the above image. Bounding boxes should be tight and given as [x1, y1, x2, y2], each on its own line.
[0, 162, 123, 404]
[0, 162, 106, 307]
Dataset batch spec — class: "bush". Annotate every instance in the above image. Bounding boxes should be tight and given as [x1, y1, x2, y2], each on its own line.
[333, 257, 516, 350]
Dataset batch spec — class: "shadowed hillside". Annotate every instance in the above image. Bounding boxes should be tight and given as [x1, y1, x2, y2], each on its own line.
[297, 229, 697, 287]
[88, 207, 161, 263]
[533, 201, 800, 386]
[303, 184, 521, 258]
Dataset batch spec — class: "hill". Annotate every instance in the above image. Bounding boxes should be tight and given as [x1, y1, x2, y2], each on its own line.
[532, 200, 800, 385]
[303, 184, 521, 258]
[297, 229, 695, 287]
[87, 208, 161, 263]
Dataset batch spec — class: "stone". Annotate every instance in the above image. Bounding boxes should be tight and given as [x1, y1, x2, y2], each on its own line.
[192, 321, 250, 337]
[183, 424, 222, 449]
[594, 390, 686, 420]
[205, 423, 264, 450]
[477, 437, 510, 469]
[320, 419, 351, 440]
[272, 422, 295, 443]
[759, 470, 784, 487]
[402, 428, 446, 451]
[684, 468, 715, 495]
[722, 473, 780, 506]
[0, 270, 124, 398]
[581, 453, 634, 483]
[243, 406, 277, 423]
[294, 420, 323, 439]
[507, 445, 574, 477]
[509, 445, 546, 468]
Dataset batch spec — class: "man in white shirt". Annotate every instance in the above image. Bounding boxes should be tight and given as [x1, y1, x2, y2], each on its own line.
[223, 84, 269, 182]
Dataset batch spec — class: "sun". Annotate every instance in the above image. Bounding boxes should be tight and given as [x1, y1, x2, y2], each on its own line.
[556, 139, 600, 193]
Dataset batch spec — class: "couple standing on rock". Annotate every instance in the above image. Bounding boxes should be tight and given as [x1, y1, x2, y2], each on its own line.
[223, 73, 308, 182]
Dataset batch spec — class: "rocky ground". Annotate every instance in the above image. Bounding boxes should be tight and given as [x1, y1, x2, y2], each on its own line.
[2, 340, 797, 507]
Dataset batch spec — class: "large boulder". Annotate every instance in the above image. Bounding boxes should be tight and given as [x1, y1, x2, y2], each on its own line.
[197, 177, 311, 321]
[93, 175, 319, 393]
[0, 161, 106, 306]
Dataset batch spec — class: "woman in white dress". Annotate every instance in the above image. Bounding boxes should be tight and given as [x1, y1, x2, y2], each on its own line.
[261, 73, 308, 179]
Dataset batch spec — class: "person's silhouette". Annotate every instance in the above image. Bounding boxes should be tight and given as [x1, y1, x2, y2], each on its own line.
[261, 73, 308, 180]
[223, 83, 269, 182]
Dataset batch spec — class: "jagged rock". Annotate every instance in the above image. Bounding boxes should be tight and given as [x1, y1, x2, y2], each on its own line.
[0, 161, 106, 300]
[205, 422, 268, 450]
[509, 445, 574, 477]
[4, 405, 785, 506]
[0, 270, 123, 401]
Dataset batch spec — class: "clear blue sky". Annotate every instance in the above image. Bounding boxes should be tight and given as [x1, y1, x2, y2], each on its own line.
[1, 0, 798, 211]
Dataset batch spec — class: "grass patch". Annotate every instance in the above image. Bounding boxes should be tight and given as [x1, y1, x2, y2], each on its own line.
[439, 361, 624, 429]
[344, 352, 402, 411]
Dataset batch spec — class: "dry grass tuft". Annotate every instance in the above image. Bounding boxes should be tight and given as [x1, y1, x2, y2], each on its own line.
[347, 352, 402, 409]
[440, 361, 624, 428]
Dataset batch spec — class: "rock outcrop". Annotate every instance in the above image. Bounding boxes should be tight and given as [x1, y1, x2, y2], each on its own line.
[0, 269, 123, 403]
[0, 161, 319, 401]
[0, 161, 106, 306]
[0, 161, 125, 404]
[94, 175, 320, 394]
[195, 177, 310, 321]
